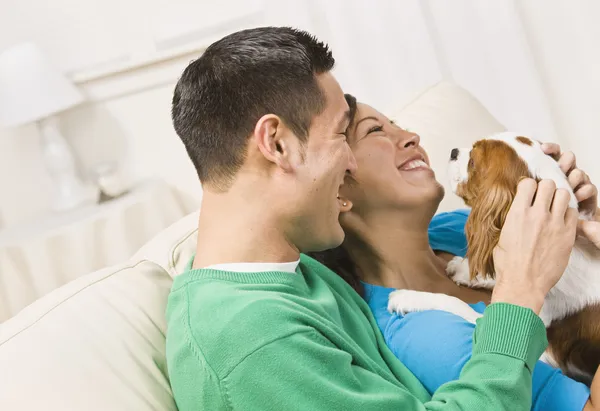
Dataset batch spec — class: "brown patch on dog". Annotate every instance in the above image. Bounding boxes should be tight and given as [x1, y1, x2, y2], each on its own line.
[516, 136, 533, 146]
[546, 304, 600, 385]
[459, 140, 532, 280]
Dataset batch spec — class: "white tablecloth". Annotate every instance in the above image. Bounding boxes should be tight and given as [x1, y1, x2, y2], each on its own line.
[0, 180, 198, 321]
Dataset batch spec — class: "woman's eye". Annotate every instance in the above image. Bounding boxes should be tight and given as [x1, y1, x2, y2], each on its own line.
[368, 125, 384, 134]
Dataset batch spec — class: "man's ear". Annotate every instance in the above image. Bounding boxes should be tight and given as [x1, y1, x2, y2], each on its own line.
[253, 114, 302, 172]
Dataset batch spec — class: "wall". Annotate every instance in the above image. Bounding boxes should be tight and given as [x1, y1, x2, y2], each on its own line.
[517, 0, 600, 182]
[0, 0, 265, 226]
[1, 0, 599, 227]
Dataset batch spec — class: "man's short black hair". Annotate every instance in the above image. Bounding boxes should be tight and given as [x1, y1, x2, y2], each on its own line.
[172, 26, 335, 190]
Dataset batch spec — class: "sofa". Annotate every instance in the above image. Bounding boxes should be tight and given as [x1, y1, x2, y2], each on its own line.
[0, 81, 507, 410]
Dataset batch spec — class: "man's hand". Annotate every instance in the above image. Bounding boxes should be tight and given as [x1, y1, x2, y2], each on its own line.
[542, 143, 598, 217]
[491, 179, 578, 314]
[578, 219, 600, 249]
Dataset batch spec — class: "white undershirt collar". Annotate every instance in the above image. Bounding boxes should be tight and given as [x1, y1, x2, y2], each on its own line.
[204, 260, 300, 274]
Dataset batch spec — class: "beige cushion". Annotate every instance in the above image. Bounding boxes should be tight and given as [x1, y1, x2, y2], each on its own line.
[0, 82, 504, 410]
[387, 81, 506, 212]
[0, 211, 199, 410]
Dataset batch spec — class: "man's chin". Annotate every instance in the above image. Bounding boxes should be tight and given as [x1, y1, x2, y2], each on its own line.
[330, 231, 345, 250]
[308, 226, 345, 253]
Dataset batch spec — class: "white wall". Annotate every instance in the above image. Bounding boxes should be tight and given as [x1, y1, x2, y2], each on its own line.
[517, 0, 600, 182]
[0, 0, 264, 226]
[1, 0, 599, 227]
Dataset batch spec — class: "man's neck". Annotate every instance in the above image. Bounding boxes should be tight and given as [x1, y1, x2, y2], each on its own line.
[345, 208, 450, 292]
[193, 188, 299, 269]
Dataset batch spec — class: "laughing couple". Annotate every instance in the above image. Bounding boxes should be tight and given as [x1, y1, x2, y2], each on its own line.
[166, 27, 600, 410]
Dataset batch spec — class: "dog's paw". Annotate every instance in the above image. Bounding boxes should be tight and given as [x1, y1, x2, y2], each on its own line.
[446, 256, 464, 276]
[387, 289, 430, 317]
[446, 256, 495, 290]
[387, 289, 483, 324]
[446, 257, 470, 284]
[470, 274, 496, 290]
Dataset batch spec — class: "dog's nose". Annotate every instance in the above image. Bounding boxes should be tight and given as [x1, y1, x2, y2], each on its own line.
[450, 148, 459, 161]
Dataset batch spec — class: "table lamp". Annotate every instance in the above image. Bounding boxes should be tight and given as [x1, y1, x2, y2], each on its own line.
[0, 42, 96, 211]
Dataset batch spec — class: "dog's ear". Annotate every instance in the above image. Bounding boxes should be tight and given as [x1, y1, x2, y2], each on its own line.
[465, 180, 516, 280]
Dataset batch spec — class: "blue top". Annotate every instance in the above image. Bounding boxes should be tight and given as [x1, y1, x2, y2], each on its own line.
[364, 209, 590, 411]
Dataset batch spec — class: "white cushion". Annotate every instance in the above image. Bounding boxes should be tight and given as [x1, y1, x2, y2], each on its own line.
[0, 82, 504, 410]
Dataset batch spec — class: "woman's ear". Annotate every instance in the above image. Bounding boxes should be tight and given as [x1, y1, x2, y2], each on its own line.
[337, 195, 353, 213]
[465, 181, 516, 280]
[253, 114, 303, 172]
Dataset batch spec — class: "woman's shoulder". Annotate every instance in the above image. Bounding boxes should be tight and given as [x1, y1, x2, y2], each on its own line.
[429, 208, 470, 258]
[430, 208, 470, 228]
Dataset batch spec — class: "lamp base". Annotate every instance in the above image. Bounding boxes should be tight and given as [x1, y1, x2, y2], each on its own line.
[38, 116, 98, 211]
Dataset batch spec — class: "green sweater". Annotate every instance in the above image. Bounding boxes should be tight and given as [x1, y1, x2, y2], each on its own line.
[166, 254, 548, 410]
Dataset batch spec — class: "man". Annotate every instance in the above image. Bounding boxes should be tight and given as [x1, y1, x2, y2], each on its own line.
[166, 27, 578, 410]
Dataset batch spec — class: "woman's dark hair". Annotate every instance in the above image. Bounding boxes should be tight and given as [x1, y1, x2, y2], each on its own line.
[308, 246, 364, 296]
[344, 93, 358, 131]
[307, 93, 364, 296]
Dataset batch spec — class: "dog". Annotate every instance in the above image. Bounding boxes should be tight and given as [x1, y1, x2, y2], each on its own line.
[388, 132, 600, 384]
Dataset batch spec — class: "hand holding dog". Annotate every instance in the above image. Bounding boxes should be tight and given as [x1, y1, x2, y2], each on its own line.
[491, 179, 578, 314]
[542, 143, 600, 248]
[542, 143, 598, 217]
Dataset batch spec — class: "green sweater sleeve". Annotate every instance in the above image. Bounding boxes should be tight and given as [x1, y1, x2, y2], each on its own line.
[217, 303, 547, 411]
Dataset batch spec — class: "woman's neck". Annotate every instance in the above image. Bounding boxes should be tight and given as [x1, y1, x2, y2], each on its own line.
[346, 209, 444, 289]
[345, 208, 491, 304]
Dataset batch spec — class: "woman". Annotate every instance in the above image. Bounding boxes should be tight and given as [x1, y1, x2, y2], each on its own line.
[310, 94, 597, 410]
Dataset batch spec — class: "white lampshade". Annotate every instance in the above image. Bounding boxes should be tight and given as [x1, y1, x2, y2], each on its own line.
[0, 43, 84, 127]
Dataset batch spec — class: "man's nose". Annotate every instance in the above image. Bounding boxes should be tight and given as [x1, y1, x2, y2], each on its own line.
[450, 148, 459, 161]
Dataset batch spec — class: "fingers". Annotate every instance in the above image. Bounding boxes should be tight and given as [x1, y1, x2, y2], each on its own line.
[551, 188, 571, 219]
[568, 168, 588, 190]
[541, 142, 561, 156]
[564, 205, 579, 228]
[568, 168, 597, 204]
[578, 219, 600, 245]
[558, 151, 577, 175]
[513, 178, 538, 208]
[578, 220, 599, 245]
[575, 184, 598, 202]
[533, 179, 557, 211]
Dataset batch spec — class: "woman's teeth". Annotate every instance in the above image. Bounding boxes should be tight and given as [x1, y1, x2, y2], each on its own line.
[400, 159, 429, 171]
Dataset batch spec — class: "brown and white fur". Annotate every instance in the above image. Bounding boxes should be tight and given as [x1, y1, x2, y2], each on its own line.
[388, 131, 600, 384]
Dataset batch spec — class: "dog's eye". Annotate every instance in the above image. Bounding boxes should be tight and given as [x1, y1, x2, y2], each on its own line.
[468, 158, 474, 168]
